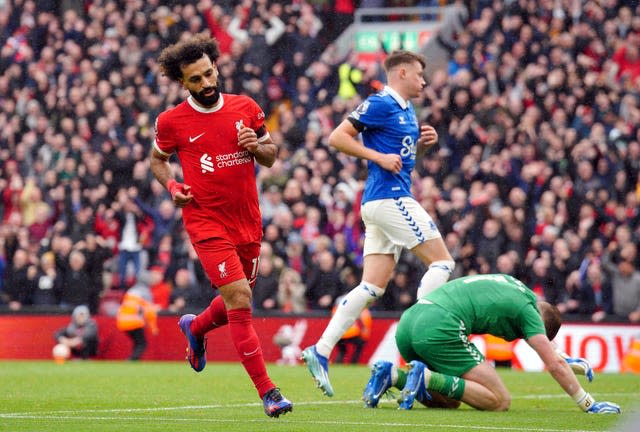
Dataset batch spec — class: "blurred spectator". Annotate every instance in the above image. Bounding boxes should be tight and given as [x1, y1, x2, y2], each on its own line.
[277, 267, 307, 313]
[134, 195, 178, 253]
[378, 263, 416, 310]
[448, 48, 471, 77]
[475, 218, 504, 273]
[227, 1, 285, 74]
[563, 264, 613, 322]
[601, 246, 640, 322]
[53, 305, 99, 359]
[19, 177, 51, 232]
[199, 1, 234, 55]
[147, 265, 171, 310]
[113, 190, 149, 289]
[253, 256, 279, 311]
[1, 248, 37, 310]
[32, 251, 61, 306]
[285, 232, 308, 277]
[305, 249, 343, 310]
[74, 233, 112, 314]
[611, 37, 640, 84]
[168, 268, 205, 314]
[59, 249, 92, 310]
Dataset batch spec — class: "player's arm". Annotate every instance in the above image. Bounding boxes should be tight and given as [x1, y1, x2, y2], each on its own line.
[148, 147, 193, 208]
[328, 119, 402, 174]
[238, 125, 277, 167]
[527, 334, 620, 414]
[552, 342, 594, 382]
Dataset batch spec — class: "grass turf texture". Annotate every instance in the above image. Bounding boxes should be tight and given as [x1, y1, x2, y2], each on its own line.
[1, 361, 638, 432]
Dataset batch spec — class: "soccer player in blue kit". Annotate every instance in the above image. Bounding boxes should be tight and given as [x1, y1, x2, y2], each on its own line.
[302, 50, 455, 396]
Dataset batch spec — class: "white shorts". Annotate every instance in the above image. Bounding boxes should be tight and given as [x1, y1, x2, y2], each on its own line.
[361, 197, 442, 261]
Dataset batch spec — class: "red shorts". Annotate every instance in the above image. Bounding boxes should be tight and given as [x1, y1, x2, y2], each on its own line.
[193, 238, 261, 289]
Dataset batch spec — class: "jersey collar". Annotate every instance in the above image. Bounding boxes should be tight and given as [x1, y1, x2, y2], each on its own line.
[187, 94, 225, 113]
[384, 85, 408, 110]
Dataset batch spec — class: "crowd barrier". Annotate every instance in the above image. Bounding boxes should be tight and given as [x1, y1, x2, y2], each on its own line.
[0, 314, 638, 372]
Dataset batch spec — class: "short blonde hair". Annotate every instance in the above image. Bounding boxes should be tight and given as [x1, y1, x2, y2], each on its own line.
[383, 50, 426, 73]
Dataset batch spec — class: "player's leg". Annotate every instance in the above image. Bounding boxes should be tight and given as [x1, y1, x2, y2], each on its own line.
[456, 362, 511, 411]
[177, 239, 234, 372]
[218, 279, 272, 390]
[201, 240, 271, 393]
[372, 197, 454, 300]
[302, 225, 392, 396]
[363, 360, 461, 409]
[362, 360, 396, 408]
[189, 295, 228, 335]
[398, 360, 511, 411]
[350, 337, 365, 364]
[411, 237, 455, 299]
[314, 252, 392, 358]
[395, 302, 507, 410]
[420, 390, 461, 409]
[303, 201, 403, 396]
[307, 204, 395, 353]
[335, 340, 347, 364]
[230, 241, 293, 417]
[128, 328, 147, 361]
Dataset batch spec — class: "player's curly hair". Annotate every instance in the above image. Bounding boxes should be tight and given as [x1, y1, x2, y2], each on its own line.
[537, 301, 562, 340]
[383, 50, 426, 72]
[157, 33, 220, 82]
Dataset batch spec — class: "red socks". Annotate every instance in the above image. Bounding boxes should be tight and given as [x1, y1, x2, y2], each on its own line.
[189, 299, 274, 398]
[227, 308, 274, 398]
[190, 295, 228, 337]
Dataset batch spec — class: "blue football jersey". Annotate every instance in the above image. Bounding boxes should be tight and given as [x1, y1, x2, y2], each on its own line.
[348, 86, 419, 204]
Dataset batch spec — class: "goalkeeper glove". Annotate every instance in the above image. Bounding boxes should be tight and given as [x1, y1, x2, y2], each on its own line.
[565, 357, 594, 382]
[587, 401, 621, 414]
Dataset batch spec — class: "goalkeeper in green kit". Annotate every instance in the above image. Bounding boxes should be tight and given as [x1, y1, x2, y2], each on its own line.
[363, 274, 621, 414]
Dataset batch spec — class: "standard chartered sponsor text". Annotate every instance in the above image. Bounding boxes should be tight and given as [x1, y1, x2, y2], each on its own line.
[216, 150, 252, 167]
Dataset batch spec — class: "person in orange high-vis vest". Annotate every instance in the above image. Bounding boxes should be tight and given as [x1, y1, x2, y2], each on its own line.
[334, 299, 372, 364]
[622, 335, 640, 373]
[116, 283, 159, 360]
[485, 334, 515, 368]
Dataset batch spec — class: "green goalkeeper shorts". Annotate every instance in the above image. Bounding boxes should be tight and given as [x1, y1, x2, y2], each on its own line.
[395, 301, 485, 377]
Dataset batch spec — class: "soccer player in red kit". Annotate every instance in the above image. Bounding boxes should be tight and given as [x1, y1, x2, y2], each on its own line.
[149, 34, 292, 418]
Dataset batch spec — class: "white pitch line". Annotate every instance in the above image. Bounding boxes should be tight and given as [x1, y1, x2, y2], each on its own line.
[1, 393, 634, 432]
[0, 414, 610, 432]
[1, 392, 633, 418]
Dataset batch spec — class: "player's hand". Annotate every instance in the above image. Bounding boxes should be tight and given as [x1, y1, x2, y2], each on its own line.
[166, 179, 193, 208]
[565, 356, 594, 382]
[417, 125, 438, 149]
[587, 401, 621, 414]
[375, 153, 402, 174]
[237, 126, 259, 153]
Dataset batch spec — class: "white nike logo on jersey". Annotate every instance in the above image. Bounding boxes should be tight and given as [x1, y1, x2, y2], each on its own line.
[189, 132, 205, 142]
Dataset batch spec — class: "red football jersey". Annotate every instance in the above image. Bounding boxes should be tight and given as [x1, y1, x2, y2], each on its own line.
[154, 94, 267, 244]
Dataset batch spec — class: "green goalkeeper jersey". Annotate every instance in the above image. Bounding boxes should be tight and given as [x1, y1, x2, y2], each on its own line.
[421, 274, 546, 341]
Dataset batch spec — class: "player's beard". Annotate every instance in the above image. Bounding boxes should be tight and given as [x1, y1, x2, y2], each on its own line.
[191, 86, 220, 107]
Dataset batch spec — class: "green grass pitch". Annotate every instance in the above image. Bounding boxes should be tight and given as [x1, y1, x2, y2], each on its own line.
[1, 360, 638, 432]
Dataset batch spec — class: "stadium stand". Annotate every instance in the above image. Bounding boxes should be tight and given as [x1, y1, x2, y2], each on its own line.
[0, 0, 639, 325]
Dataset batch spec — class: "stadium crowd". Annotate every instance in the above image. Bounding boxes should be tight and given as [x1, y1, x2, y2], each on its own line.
[0, 0, 639, 324]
